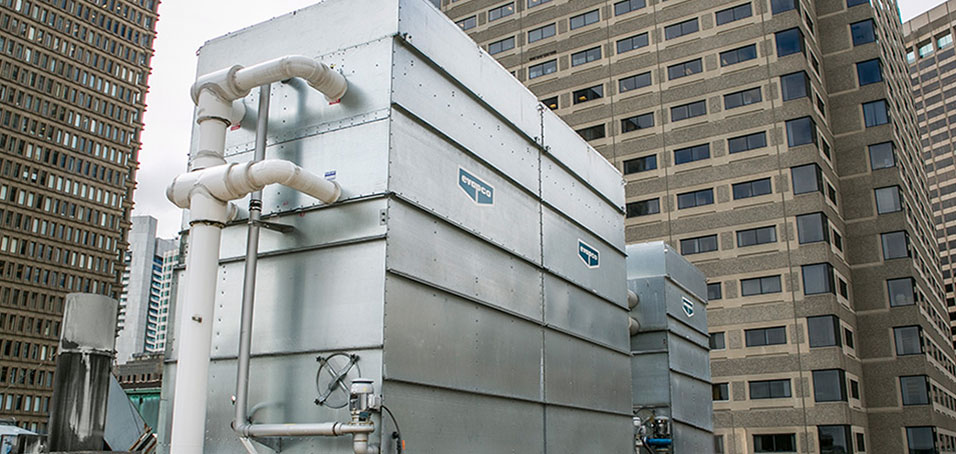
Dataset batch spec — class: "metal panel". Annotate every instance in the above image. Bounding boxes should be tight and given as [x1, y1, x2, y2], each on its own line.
[626, 242, 708, 302]
[544, 330, 632, 414]
[667, 333, 712, 384]
[631, 352, 671, 407]
[209, 240, 386, 358]
[218, 198, 388, 259]
[670, 373, 714, 431]
[542, 154, 625, 250]
[385, 199, 544, 321]
[543, 274, 629, 351]
[381, 381, 544, 454]
[202, 351, 383, 453]
[545, 406, 634, 454]
[382, 276, 542, 400]
[390, 44, 541, 194]
[388, 109, 541, 264]
[542, 206, 626, 306]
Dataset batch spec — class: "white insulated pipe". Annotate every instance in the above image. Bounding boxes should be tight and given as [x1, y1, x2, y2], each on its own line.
[168, 55, 347, 454]
[629, 317, 640, 336]
[627, 290, 639, 309]
[238, 422, 374, 438]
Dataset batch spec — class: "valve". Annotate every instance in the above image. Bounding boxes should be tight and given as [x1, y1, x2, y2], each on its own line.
[349, 378, 381, 423]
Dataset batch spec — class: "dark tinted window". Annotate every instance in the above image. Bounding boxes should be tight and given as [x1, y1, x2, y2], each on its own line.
[728, 131, 766, 153]
[529, 60, 557, 79]
[881, 231, 909, 259]
[781, 72, 809, 101]
[710, 332, 726, 349]
[875, 186, 902, 213]
[614, 0, 646, 15]
[803, 263, 834, 295]
[570, 10, 600, 29]
[754, 434, 796, 452]
[668, 59, 703, 80]
[528, 0, 552, 7]
[456, 15, 477, 30]
[818, 426, 851, 454]
[619, 72, 652, 92]
[674, 144, 710, 164]
[541, 97, 558, 110]
[575, 124, 605, 141]
[665, 18, 699, 40]
[713, 383, 729, 400]
[622, 113, 654, 132]
[741, 276, 782, 296]
[671, 100, 707, 121]
[488, 3, 515, 22]
[708, 283, 723, 301]
[571, 47, 602, 66]
[776, 28, 804, 56]
[792, 163, 822, 194]
[745, 326, 787, 346]
[786, 117, 816, 146]
[887, 278, 915, 306]
[771, 0, 797, 14]
[869, 142, 895, 169]
[720, 44, 757, 66]
[847, 0, 869, 6]
[681, 235, 718, 255]
[623, 155, 656, 174]
[573, 85, 604, 104]
[488, 36, 516, 55]
[737, 226, 776, 247]
[900, 376, 929, 405]
[617, 33, 649, 53]
[894, 326, 923, 355]
[677, 189, 714, 209]
[851, 20, 876, 46]
[627, 199, 660, 217]
[733, 178, 772, 199]
[906, 427, 936, 454]
[812, 369, 847, 402]
[797, 212, 828, 244]
[863, 100, 889, 127]
[808, 315, 841, 348]
[716, 3, 752, 25]
[750, 380, 791, 399]
[857, 59, 883, 85]
[724, 87, 762, 109]
[528, 23, 556, 43]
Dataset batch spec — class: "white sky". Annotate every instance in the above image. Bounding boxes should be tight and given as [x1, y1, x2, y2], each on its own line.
[133, 0, 948, 238]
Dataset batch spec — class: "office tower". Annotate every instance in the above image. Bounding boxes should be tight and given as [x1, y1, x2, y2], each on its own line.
[904, 2, 956, 350]
[0, 0, 159, 432]
[440, 0, 956, 452]
[116, 215, 175, 364]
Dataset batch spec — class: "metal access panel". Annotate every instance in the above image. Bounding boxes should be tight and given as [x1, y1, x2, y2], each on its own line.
[160, 0, 631, 452]
[627, 242, 714, 454]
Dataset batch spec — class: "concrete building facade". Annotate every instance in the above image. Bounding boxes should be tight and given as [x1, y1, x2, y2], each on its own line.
[0, 0, 158, 432]
[904, 1, 956, 352]
[116, 215, 175, 364]
[439, 0, 956, 452]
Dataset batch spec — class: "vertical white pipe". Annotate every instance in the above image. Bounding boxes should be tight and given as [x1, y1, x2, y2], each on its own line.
[169, 192, 227, 454]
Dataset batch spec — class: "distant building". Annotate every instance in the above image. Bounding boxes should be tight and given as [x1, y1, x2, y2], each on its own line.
[116, 216, 176, 364]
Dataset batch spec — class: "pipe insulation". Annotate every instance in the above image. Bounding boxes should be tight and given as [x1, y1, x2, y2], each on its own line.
[191, 55, 347, 104]
[236, 422, 375, 438]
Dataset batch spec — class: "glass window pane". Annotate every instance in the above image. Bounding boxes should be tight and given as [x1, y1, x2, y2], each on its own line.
[863, 100, 889, 127]
[710, 332, 726, 349]
[857, 59, 882, 85]
[900, 376, 929, 405]
[708, 283, 723, 301]
[528, 23, 556, 43]
[875, 186, 902, 213]
[792, 164, 822, 194]
[887, 278, 915, 306]
[803, 263, 834, 295]
[818, 425, 851, 454]
[623, 155, 656, 174]
[894, 326, 922, 355]
[781, 72, 809, 101]
[851, 20, 876, 46]
[881, 231, 909, 259]
[869, 142, 895, 169]
[812, 369, 846, 402]
[808, 315, 840, 348]
[786, 117, 816, 147]
[771, 0, 797, 14]
[907, 427, 936, 453]
[776, 28, 804, 56]
[620, 72, 652, 92]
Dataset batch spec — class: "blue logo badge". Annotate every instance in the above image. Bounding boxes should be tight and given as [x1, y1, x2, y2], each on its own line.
[578, 240, 599, 268]
[682, 297, 694, 318]
[459, 167, 494, 205]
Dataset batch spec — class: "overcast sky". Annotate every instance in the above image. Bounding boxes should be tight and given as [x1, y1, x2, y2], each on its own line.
[133, 0, 948, 239]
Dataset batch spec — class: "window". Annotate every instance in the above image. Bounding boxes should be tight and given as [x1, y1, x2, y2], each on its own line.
[771, 0, 797, 14]
[776, 28, 804, 56]
[813, 369, 847, 402]
[665, 18, 699, 40]
[488, 36, 515, 55]
[724, 87, 762, 109]
[716, 3, 752, 25]
[456, 15, 477, 30]
[528, 24, 556, 43]
[733, 178, 772, 199]
[847, 0, 869, 6]
[786, 117, 816, 147]
[881, 231, 909, 259]
[681, 235, 718, 255]
[713, 383, 729, 401]
[808, 315, 841, 348]
[863, 100, 889, 127]
[819, 426, 851, 454]
[907, 427, 936, 454]
[674, 144, 710, 164]
[529, 60, 557, 79]
[710, 332, 726, 349]
[627, 199, 660, 217]
[857, 59, 882, 85]
[900, 376, 929, 405]
[619, 72, 652, 92]
[617, 33, 649, 54]
[623, 155, 656, 174]
[614, 0, 645, 15]
[875, 186, 902, 214]
[677, 189, 714, 209]
[907, 50, 916, 64]
[570, 10, 599, 30]
[856, 433, 865, 452]
[843, 328, 853, 348]
[894, 326, 923, 355]
[541, 96, 558, 110]
[745, 326, 787, 347]
[622, 113, 654, 132]
[737, 226, 776, 247]
[754, 434, 796, 452]
[716, 435, 725, 454]
[571, 47, 602, 66]
[781, 72, 809, 101]
[850, 379, 860, 399]
[576, 124, 605, 141]
[851, 20, 876, 46]
[573, 85, 604, 104]
[528, 0, 551, 7]
[668, 59, 703, 80]
[803, 263, 834, 295]
[869, 142, 895, 169]
[708, 283, 723, 301]
[791, 164, 822, 194]
[719, 44, 757, 66]
[728, 132, 767, 153]
[488, 3, 515, 22]
[939, 33, 954, 49]
[671, 100, 707, 121]
[888, 278, 915, 307]
[741, 275, 782, 296]
[750, 380, 791, 399]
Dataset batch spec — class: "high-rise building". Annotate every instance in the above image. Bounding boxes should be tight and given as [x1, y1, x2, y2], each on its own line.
[904, 1, 956, 350]
[0, 0, 159, 432]
[439, 0, 956, 452]
[116, 215, 175, 364]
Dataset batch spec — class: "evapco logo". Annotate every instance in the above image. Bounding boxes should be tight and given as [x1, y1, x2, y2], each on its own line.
[578, 240, 599, 268]
[459, 167, 494, 205]
[682, 296, 695, 318]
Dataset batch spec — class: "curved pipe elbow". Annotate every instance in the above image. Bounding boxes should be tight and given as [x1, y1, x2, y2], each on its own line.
[234, 55, 347, 102]
[627, 290, 639, 309]
[245, 160, 341, 205]
[629, 317, 640, 336]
